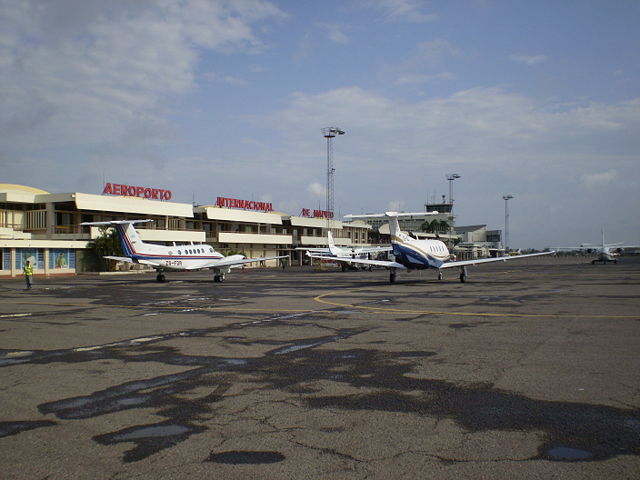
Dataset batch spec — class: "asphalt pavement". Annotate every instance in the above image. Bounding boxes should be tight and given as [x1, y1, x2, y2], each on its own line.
[1, 256, 639, 479]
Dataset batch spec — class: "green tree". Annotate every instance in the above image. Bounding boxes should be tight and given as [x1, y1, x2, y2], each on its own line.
[86, 226, 123, 271]
[421, 220, 435, 233]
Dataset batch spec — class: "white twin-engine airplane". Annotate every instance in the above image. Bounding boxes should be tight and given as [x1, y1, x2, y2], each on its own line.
[555, 229, 640, 264]
[82, 220, 285, 283]
[300, 231, 392, 258]
[309, 212, 555, 283]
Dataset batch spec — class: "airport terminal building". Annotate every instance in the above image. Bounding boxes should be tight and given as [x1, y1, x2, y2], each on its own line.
[0, 184, 372, 277]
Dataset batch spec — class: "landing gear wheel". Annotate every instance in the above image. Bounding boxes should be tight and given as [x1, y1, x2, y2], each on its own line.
[592, 260, 596, 265]
[389, 270, 396, 284]
[214, 273, 226, 283]
[437, 271, 443, 281]
[156, 273, 166, 282]
[459, 266, 467, 283]
[614, 260, 618, 264]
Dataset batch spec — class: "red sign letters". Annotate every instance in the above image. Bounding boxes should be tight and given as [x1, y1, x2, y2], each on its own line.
[301, 208, 334, 219]
[216, 196, 273, 212]
[103, 182, 172, 201]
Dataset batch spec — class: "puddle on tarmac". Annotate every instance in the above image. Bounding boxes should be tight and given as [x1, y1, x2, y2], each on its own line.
[207, 451, 285, 464]
[94, 422, 207, 463]
[448, 323, 475, 329]
[111, 424, 192, 441]
[0, 420, 56, 438]
[273, 342, 323, 355]
[272, 334, 349, 356]
[546, 446, 593, 461]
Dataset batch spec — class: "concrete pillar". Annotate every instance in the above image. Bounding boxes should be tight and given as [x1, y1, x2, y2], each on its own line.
[10, 248, 16, 277]
[44, 249, 49, 276]
[46, 202, 55, 236]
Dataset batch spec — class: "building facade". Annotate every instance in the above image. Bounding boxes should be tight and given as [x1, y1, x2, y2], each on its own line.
[0, 184, 371, 277]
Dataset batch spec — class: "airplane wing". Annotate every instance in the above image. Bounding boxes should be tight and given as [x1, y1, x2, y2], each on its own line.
[439, 251, 555, 269]
[104, 256, 134, 263]
[104, 256, 162, 268]
[351, 246, 393, 254]
[308, 254, 407, 269]
[209, 255, 287, 269]
[295, 247, 330, 253]
[555, 244, 640, 250]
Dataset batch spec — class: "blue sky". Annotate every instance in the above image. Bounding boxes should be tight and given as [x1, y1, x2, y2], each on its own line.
[2, 0, 639, 248]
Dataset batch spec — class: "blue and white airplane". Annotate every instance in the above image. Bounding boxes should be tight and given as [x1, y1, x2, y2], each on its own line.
[82, 220, 285, 282]
[308, 212, 555, 283]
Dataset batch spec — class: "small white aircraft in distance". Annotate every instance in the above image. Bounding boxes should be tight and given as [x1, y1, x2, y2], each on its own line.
[82, 220, 286, 282]
[555, 229, 640, 264]
[298, 231, 392, 258]
[308, 212, 555, 283]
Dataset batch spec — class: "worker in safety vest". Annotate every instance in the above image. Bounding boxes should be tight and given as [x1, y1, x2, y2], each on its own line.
[23, 260, 33, 289]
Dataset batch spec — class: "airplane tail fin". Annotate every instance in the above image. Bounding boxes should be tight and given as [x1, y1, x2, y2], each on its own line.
[385, 212, 401, 238]
[81, 220, 152, 257]
[327, 231, 340, 256]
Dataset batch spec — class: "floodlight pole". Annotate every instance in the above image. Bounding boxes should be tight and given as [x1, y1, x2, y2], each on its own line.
[503, 195, 514, 252]
[322, 127, 345, 235]
[445, 173, 460, 244]
[446, 173, 460, 205]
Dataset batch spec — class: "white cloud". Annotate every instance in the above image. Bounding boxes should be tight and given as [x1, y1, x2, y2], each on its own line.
[417, 39, 460, 62]
[266, 87, 640, 174]
[202, 72, 249, 86]
[307, 182, 325, 198]
[387, 200, 405, 212]
[509, 54, 548, 66]
[381, 39, 459, 86]
[394, 72, 455, 85]
[0, 0, 284, 150]
[579, 170, 618, 188]
[320, 24, 349, 45]
[369, 0, 438, 23]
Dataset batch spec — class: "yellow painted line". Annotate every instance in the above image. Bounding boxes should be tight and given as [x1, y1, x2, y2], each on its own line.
[313, 290, 639, 319]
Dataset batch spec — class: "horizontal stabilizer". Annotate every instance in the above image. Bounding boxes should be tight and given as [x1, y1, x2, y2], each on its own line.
[344, 211, 439, 220]
[308, 254, 407, 269]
